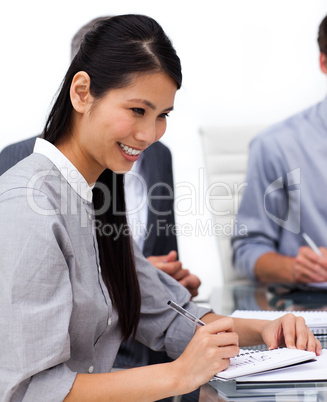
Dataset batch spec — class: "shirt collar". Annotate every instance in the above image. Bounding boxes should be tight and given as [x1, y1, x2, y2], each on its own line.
[321, 97, 327, 131]
[130, 150, 145, 174]
[33, 137, 94, 203]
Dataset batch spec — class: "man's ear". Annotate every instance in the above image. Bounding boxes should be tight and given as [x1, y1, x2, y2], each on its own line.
[319, 52, 327, 74]
[70, 71, 92, 113]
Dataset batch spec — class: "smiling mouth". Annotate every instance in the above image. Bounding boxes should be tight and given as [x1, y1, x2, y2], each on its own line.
[118, 142, 142, 156]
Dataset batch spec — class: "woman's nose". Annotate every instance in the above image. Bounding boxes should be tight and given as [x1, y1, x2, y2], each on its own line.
[134, 122, 157, 146]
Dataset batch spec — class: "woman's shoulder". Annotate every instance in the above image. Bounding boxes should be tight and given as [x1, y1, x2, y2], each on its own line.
[0, 153, 63, 205]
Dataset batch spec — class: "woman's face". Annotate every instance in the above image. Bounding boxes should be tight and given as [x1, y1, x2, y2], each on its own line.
[66, 72, 177, 184]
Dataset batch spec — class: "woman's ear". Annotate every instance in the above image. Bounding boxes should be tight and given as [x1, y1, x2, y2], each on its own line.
[70, 71, 92, 113]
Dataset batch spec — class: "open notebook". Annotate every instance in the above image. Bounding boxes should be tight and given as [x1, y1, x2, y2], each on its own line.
[214, 348, 316, 380]
[236, 349, 327, 383]
[209, 350, 327, 400]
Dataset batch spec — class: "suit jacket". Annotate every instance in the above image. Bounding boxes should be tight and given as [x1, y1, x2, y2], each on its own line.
[0, 136, 38, 176]
[141, 141, 178, 257]
[0, 136, 178, 257]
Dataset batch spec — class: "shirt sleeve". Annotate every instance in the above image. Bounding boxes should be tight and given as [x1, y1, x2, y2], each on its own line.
[0, 188, 77, 401]
[231, 131, 289, 279]
[132, 241, 212, 359]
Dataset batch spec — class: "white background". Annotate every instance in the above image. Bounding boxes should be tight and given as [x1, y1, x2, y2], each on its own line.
[1, 0, 326, 299]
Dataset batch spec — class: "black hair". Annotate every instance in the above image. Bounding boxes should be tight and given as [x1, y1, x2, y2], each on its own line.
[42, 14, 182, 340]
[318, 15, 327, 56]
[70, 16, 110, 60]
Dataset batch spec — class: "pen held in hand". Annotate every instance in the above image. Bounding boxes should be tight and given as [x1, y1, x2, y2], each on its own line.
[302, 232, 322, 256]
[168, 300, 224, 381]
[167, 300, 206, 327]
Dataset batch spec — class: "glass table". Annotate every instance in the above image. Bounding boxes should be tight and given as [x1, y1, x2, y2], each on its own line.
[198, 281, 327, 401]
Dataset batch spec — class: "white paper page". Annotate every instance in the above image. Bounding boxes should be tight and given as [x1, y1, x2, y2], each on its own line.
[307, 282, 327, 289]
[215, 348, 316, 380]
[236, 349, 327, 383]
[230, 310, 327, 328]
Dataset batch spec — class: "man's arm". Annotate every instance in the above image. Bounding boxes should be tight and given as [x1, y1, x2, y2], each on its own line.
[233, 120, 327, 284]
[254, 252, 296, 282]
[232, 130, 292, 281]
[232, 125, 302, 283]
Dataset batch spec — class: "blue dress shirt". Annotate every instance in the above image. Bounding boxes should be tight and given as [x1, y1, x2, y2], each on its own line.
[232, 98, 327, 279]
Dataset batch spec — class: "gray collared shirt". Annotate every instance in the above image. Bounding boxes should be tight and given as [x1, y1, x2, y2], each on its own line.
[0, 149, 211, 401]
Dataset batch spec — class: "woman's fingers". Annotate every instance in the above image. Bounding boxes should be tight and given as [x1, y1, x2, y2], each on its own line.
[205, 316, 235, 334]
[262, 313, 322, 355]
[175, 317, 240, 389]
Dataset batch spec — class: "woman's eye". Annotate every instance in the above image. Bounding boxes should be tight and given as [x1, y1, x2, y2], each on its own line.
[159, 113, 169, 119]
[132, 108, 145, 116]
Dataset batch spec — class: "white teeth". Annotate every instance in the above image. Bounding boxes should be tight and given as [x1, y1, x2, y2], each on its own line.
[119, 142, 141, 156]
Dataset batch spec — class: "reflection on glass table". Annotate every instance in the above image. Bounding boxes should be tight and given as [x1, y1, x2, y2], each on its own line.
[209, 281, 327, 317]
[200, 381, 327, 402]
[200, 282, 327, 401]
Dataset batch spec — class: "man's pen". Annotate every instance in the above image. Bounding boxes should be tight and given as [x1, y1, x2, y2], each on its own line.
[302, 232, 322, 256]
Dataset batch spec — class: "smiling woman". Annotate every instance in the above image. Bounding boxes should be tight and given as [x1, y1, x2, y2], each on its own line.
[0, 13, 321, 402]
[40, 14, 183, 351]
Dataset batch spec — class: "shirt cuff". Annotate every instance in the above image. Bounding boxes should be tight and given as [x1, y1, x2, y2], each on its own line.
[234, 242, 276, 280]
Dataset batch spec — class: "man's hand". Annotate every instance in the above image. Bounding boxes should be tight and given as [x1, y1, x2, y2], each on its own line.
[293, 246, 327, 282]
[147, 250, 201, 297]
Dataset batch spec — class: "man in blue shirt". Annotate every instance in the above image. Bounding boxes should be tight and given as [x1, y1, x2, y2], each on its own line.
[232, 15, 327, 284]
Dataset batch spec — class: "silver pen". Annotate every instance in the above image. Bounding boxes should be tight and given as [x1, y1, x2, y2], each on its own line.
[302, 232, 322, 256]
[167, 300, 205, 327]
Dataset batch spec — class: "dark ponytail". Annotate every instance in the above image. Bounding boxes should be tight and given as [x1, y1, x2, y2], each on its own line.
[42, 14, 182, 340]
[93, 170, 140, 341]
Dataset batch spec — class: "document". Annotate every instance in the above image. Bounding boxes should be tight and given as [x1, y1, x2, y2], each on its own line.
[214, 348, 316, 380]
[308, 282, 327, 289]
[236, 349, 327, 383]
[209, 350, 327, 401]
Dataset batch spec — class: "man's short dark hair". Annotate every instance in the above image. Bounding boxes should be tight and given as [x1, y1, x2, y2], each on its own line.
[318, 15, 327, 56]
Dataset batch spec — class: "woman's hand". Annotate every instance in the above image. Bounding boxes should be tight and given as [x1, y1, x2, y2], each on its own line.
[171, 317, 239, 392]
[261, 313, 322, 355]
